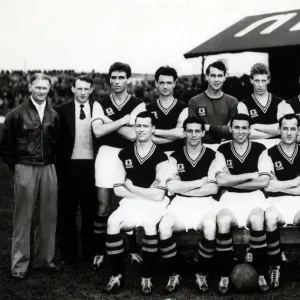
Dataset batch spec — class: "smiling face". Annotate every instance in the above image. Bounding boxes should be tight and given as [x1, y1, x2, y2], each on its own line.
[155, 75, 176, 97]
[231, 119, 251, 144]
[135, 117, 155, 143]
[29, 78, 51, 104]
[71, 79, 93, 103]
[185, 122, 205, 147]
[206, 67, 226, 92]
[280, 117, 299, 146]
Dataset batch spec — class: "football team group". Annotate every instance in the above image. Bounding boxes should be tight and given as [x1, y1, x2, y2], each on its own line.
[1, 60, 300, 296]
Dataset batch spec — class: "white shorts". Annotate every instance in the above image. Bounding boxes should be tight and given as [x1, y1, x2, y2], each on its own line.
[267, 196, 300, 225]
[167, 196, 219, 231]
[116, 197, 170, 228]
[253, 138, 281, 149]
[219, 190, 268, 228]
[95, 145, 122, 188]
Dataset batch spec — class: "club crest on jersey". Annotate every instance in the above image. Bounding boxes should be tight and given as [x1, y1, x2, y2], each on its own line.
[249, 109, 258, 118]
[151, 111, 158, 119]
[106, 107, 114, 116]
[125, 159, 133, 169]
[226, 160, 233, 169]
[198, 107, 207, 117]
[275, 161, 284, 171]
[177, 164, 185, 173]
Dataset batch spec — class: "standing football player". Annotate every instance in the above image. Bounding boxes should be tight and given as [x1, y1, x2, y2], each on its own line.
[147, 66, 188, 154]
[264, 113, 300, 289]
[188, 60, 238, 144]
[103, 111, 169, 295]
[91, 62, 145, 269]
[214, 113, 272, 294]
[237, 63, 293, 141]
[159, 117, 218, 294]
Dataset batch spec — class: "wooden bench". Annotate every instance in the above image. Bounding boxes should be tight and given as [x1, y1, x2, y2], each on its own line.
[136, 226, 300, 248]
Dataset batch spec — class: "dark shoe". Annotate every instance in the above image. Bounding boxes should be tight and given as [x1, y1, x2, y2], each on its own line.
[91, 254, 104, 271]
[128, 252, 143, 264]
[195, 273, 209, 292]
[258, 275, 270, 292]
[141, 277, 153, 295]
[103, 274, 124, 293]
[165, 273, 181, 294]
[269, 266, 280, 289]
[11, 272, 26, 279]
[218, 276, 229, 295]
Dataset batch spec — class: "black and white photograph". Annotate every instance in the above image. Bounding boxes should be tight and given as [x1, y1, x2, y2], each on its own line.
[1, 0, 300, 299]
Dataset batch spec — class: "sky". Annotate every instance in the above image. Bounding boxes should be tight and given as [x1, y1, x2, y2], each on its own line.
[0, 0, 300, 75]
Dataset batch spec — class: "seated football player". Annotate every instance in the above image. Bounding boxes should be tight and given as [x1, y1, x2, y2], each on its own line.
[158, 117, 219, 294]
[264, 113, 300, 289]
[103, 111, 169, 295]
[214, 113, 272, 294]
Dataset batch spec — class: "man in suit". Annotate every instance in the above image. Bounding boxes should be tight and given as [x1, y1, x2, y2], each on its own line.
[56, 75, 98, 265]
[0, 73, 60, 279]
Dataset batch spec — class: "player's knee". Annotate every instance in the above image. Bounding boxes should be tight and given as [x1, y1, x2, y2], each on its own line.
[217, 210, 232, 233]
[107, 212, 122, 233]
[159, 214, 175, 238]
[265, 207, 279, 230]
[202, 213, 217, 240]
[248, 208, 264, 230]
[144, 219, 159, 235]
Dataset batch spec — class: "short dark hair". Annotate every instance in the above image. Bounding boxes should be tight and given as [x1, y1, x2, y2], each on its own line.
[109, 62, 131, 78]
[230, 113, 252, 127]
[183, 117, 205, 131]
[250, 63, 270, 79]
[279, 113, 300, 127]
[73, 75, 94, 87]
[30, 73, 52, 85]
[206, 61, 227, 76]
[135, 111, 156, 126]
[155, 66, 178, 82]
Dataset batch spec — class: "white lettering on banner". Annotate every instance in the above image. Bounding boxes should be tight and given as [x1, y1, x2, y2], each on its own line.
[290, 22, 300, 31]
[234, 13, 297, 37]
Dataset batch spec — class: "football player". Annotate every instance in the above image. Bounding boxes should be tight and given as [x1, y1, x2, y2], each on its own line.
[264, 113, 300, 288]
[159, 117, 219, 294]
[188, 60, 238, 144]
[103, 111, 169, 295]
[214, 113, 272, 294]
[237, 63, 293, 142]
[147, 66, 188, 154]
[91, 62, 145, 269]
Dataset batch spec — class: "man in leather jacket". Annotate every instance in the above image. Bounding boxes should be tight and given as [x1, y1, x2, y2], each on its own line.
[0, 73, 60, 279]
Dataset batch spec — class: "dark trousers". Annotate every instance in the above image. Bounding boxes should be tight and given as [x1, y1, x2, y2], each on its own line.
[57, 160, 96, 263]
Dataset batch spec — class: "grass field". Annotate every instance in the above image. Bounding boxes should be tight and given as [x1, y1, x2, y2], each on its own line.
[1, 138, 300, 299]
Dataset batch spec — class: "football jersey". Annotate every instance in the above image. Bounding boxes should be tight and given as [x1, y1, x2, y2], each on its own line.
[241, 93, 283, 124]
[116, 143, 168, 189]
[217, 141, 268, 193]
[97, 94, 144, 148]
[146, 98, 187, 152]
[170, 146, 216, 182]
[267, 143, 300, 197]
[287, 95, 300, 116]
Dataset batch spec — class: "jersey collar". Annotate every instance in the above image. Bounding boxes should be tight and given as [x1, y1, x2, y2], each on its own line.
[134, 143, 156, 164]
[230, 140, 252, 163]
[110, 94, 131, 111]
[251, 93, 271, 114]
[183, 146, 206, 168]
[157, 98, 177, 115]
[278, 143, 298, 164]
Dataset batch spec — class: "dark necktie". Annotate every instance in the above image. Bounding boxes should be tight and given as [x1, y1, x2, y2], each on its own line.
[79, 104, 86, 120]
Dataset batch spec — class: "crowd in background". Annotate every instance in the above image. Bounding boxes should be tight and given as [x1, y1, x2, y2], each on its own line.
[0, 69, 253, 116]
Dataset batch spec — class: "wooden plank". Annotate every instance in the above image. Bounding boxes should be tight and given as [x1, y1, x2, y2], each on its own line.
[136, 226, 300, 246]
